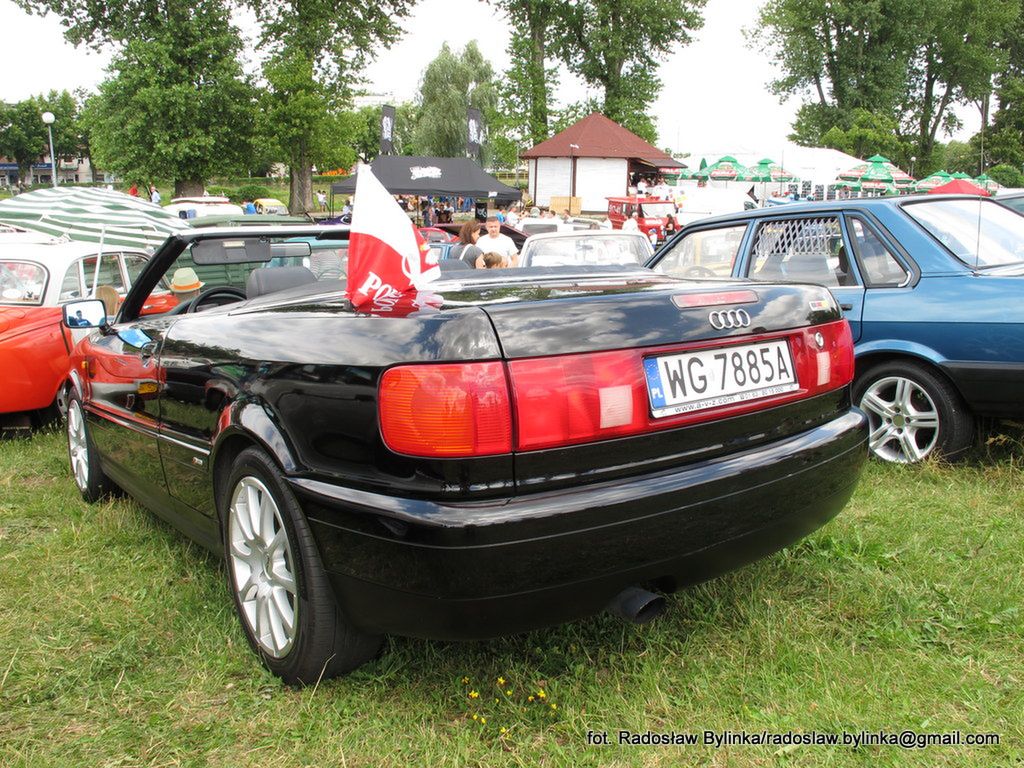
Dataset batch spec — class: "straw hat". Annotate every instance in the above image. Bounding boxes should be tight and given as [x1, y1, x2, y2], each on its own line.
[170, 267, 204, 293]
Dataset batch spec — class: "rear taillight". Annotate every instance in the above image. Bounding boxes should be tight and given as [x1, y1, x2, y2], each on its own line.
[509, 350, 647, 451]
[378, 319, 855, 457]
[379, 362, 512, 457]
[791, 319, 855, 397]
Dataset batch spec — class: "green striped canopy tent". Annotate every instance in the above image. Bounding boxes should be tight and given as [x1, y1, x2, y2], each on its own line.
[0, 187, 190, 249]
[913, 171, 953, 192]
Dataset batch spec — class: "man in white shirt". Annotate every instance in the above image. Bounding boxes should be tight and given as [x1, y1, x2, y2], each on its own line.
[477, 216, 518, 266]
[622, 211, 640, 231]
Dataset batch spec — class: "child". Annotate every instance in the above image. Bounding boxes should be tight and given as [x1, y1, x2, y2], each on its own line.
[482, 251, 507, 269]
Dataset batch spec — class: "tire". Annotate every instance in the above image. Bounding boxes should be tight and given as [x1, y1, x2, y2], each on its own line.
[66, 394, 114, 502]
[853, 360, 974, 463]
[220, 447, 382, 685]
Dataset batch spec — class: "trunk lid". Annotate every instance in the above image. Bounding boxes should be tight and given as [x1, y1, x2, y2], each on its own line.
[437, 269, 850, 493]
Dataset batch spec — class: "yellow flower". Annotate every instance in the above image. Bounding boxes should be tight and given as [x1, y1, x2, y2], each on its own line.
[469, 690, 479, 699]
[497, 677, 506, 686]
[480, 717, 487, 724]
[550, 703, 557, 711]
[537, 689, 547, 699]
[527, 695, 535, 702]
[472, 714, 479, 721]
[500, 727, 508, 735]
[505, 690, 512, 696]
[461, 676, 470, 685]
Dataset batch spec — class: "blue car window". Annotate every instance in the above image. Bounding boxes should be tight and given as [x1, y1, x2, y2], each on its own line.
[748, 217, 846, 287]
[652, 224, 746, 279]
[847, 217, 908, 287]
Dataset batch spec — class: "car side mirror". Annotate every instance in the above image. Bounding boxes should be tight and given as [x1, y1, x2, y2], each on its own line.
[62, 299, 108, 329]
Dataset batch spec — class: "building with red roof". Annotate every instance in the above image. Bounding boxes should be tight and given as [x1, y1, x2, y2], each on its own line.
[521, 113, 684, 211]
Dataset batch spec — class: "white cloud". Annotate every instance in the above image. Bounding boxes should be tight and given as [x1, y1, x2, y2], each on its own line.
[0, 0, 979, 157]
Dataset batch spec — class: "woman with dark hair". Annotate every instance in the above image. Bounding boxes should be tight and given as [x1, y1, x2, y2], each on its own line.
[451, 219, 484, 268]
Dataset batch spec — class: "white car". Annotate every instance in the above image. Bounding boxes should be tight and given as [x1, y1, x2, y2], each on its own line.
[517, 229, 654, 268]
[164, 196, 243, 219]
[515, 216, 601, 237]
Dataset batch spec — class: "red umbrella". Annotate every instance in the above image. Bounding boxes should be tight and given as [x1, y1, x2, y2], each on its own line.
[927, 179, 990, 196]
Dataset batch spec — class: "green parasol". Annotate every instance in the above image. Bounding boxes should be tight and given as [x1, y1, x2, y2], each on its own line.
[973, 174, 1001, 193]
[838, 155, 914, 188]
[692, 155, 749, 181]
[745, 158, 797, 183]
[913, 171, 953, 192]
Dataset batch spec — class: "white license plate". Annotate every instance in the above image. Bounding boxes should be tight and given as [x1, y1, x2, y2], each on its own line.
[643, 339, 798, 418]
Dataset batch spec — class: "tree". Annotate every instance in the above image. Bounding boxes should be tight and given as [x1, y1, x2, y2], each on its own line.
[251, 0, 414, 214]
[987, 163, 1024, 187]
[818, 109, 906, 162]
[554, 0, 706, 143]
[0, 100, 48, 183]
[895, 0, 1017, 164]
[85, 1, 257, 196]
[752, 0, 919, 119]
[498, 0, 563, 147]
[753, 0, 1017, 162]
[336, 103, 420, 163]
[16, 0, 414, 211]
[413, 42, 499, 160]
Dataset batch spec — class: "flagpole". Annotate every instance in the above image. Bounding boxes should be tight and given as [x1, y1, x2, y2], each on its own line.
[91, 226, 105, 296]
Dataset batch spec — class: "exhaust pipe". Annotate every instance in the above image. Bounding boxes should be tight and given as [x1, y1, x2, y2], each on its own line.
[606, 587, 666, 624]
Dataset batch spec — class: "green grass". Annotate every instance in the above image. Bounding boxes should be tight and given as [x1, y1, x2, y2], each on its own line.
[0, 429, 1021, 767]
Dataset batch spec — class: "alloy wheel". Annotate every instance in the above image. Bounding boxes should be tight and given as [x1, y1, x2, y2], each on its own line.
[228, 476, 299, 658]
[67, 400, 89, 491]
[860, 375, 940, 463]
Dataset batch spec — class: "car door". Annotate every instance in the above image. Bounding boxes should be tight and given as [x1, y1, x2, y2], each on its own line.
[841, 213, 915, 345]
[740, 214, 866, 341]
[80, 315, 174, 499]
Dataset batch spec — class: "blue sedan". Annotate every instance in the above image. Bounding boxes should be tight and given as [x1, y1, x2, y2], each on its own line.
[649, 195, 1024, 462]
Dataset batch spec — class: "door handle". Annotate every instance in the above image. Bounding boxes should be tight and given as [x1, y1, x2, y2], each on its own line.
[839, 303, 853, 311]
[139, 341, 159, 362]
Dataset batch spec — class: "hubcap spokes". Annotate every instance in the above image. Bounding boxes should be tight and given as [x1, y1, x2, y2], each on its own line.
[228, 477, 298, 658]
[68, 402, 89, 490]
[861, 376, 939, 463]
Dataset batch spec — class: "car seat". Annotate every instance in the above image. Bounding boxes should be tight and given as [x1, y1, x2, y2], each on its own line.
[246, 266, 317, 299]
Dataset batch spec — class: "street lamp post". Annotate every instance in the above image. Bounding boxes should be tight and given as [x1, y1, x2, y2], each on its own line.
[41, 112, 57, 188]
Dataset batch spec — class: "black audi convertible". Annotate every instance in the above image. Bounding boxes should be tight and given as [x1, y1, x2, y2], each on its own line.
[60, 226, 867, 684]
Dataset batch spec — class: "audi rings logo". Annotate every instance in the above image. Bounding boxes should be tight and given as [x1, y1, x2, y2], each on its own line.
[708, 309, 751, 329]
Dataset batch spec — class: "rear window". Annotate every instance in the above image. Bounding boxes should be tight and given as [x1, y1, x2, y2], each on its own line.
[652, 224, 746, 279]
[903, 198, 1024, 268]
[0, 261, 48, 305]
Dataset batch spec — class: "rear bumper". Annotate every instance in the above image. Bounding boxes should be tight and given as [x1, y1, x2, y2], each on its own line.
[292, 409, 868, 639]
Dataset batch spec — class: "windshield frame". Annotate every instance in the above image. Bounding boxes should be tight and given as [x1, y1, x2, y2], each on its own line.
[0, 260, 49, 306]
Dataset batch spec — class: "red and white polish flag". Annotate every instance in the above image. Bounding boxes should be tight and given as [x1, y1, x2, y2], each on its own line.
[347, 165, 440, 311]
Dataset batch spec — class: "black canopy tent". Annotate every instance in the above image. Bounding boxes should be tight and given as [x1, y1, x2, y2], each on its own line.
[329, 156, 522, 203]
